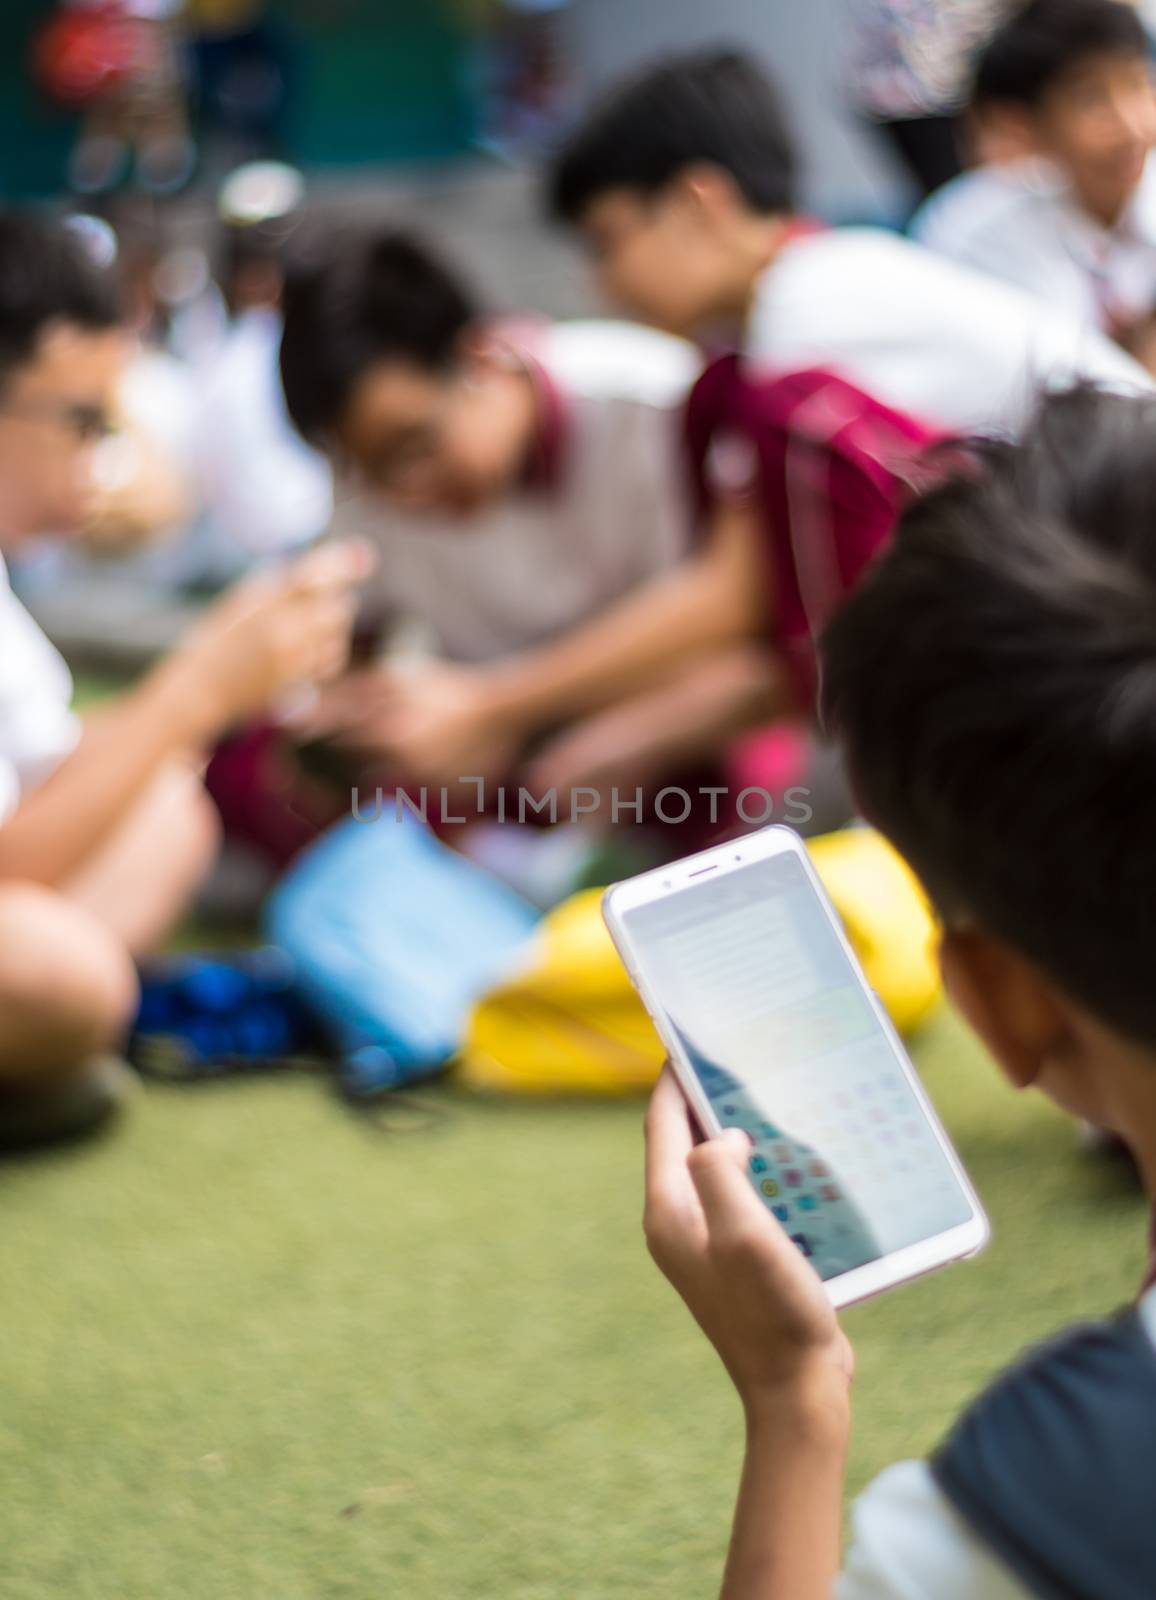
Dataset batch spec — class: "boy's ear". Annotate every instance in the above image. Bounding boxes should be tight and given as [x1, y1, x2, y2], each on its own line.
[939, 927, 1068, 1089]
[673, 162, 750, 222]
[971, 103, 1041, 166]
[457, 326, 526, 383]
[456, 325, 498, 371]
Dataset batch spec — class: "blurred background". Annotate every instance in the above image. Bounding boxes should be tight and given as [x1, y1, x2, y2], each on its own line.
[5, 0, 912, 322]
[5, 8, 1151, 1600]
[2, 0, 931, 660]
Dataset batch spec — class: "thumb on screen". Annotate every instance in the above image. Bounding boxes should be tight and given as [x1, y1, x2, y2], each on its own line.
[718, 1127, 753, 1161]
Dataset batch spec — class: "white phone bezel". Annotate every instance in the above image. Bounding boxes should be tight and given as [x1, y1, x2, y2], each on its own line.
[602, 824, 989, 1310]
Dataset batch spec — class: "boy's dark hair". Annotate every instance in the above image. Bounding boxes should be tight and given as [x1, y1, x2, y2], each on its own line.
[821, 385, 1156, 1047]
[279, 228, 479, 444]
[973, 0, 1148, 109]
[0, 212, 120, 392]
[548, 49, 796, 226]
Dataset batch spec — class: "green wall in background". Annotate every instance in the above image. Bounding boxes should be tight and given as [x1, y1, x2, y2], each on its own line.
[0, 0, 79, 200]
[288, 0, 476, 168]
[0, 0, 477, 201]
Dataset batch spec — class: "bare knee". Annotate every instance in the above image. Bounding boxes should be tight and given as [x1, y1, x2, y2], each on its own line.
[0, 885, 139, 1083]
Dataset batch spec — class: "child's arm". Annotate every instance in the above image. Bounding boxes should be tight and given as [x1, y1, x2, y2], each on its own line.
[644, 1069, 852, 1600]
[314, 499, 772, 786]
[0, 543, 369, 887]
[523, 643, 783, 797]
[482, 495, 769, 727]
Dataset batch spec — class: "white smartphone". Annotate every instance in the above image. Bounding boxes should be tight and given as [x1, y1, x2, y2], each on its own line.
[603, 825, 988, 1309]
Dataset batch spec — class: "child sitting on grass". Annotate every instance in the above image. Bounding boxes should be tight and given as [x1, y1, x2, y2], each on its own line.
[367, 49, 1150, 797]
[643, 384, 1156, 1597]
[0, 212, 366, 1151]
[914, 0, 1156, 369]
[277, 226, 783, 804]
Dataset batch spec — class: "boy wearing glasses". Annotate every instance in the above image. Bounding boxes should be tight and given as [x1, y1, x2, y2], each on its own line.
[0, 212, 368, 1150]
[279, 227, 781, 802]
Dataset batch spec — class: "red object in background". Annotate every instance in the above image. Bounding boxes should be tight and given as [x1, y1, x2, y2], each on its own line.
[32, 4, 159, 108]
[727, 722, 809, 802]
[204, 724, 350, 870]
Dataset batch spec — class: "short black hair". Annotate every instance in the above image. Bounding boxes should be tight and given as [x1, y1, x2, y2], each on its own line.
[548, 49, 796, 226]
[279, 227, 479, 444]
[973, 0, 1148, 109]
[0, 211, 120, 392]
[820, 385, 1156, 1047]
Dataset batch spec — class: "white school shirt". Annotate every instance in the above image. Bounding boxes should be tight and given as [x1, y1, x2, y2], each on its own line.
[194, 308, 334, 557]
[745, 225, 1151, 436]
[833, 1284, 1156, 1597]
[343, 321, 700, 664]
[0, 555, 80, 822]
[912, 157, 1156, 335]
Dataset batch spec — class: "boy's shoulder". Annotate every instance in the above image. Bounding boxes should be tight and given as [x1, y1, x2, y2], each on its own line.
[743, 221, 1152, 434]
[931, 1296, 1156, 1600]
[746, 223, 1027, 365]
[912, 160, 1067, 259]
[530, 320, 700, 411]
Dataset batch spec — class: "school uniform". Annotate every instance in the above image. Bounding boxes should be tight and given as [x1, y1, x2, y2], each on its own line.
[747, 224, 1151, 434]
[682, 224, 1152, 713]
[913, 156, 1156, 337]
[836, 1285, 1156, 1597]
[0, 555, 79, 821]
[194, 307, 334, 561]
[343, 320, 700, 663]
[686, 361, 936, 711]
[206, 321, 702, 863]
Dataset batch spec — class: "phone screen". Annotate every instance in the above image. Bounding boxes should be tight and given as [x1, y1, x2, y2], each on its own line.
[621, 850, 973, 1282]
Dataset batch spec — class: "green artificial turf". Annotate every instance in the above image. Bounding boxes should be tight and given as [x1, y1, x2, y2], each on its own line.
[0, 1006, 1147, 1600]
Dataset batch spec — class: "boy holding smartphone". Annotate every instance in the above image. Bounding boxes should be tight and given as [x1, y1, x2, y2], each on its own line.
[278, 225, 794, 809]
[0, 212, 367, 1150]
[643, 385, 1156, 1597]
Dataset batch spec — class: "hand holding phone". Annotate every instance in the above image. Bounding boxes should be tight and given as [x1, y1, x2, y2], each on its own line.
[604, 826, 987, 1308]
[645, 1067, 855, 1405]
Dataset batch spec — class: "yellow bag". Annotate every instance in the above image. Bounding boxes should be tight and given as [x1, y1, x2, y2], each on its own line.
[457, 828, 941, 1096]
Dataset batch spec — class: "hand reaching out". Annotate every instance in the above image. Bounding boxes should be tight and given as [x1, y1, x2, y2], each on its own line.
[302, 659, 524, 787]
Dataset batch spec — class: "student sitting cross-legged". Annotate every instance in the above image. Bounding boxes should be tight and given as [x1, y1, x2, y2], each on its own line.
[0, 212, 367, 1151]
[277, 226, 784, 818]
[643, 384, 1156, 1599]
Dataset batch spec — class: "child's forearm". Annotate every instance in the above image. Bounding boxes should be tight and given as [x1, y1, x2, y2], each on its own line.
[720, 1384, 850, 1600]
[0, 665, 214, 888]
[482, 499, 767, 734]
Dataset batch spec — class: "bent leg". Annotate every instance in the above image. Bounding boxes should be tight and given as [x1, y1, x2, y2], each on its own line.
[0, 884, 139, 1149]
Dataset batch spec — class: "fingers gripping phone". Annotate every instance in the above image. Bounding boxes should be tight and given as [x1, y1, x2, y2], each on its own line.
[603, 826, 988, 1309]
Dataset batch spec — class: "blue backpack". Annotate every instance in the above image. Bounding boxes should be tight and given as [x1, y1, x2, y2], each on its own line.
[265, 811, 541, 1094]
